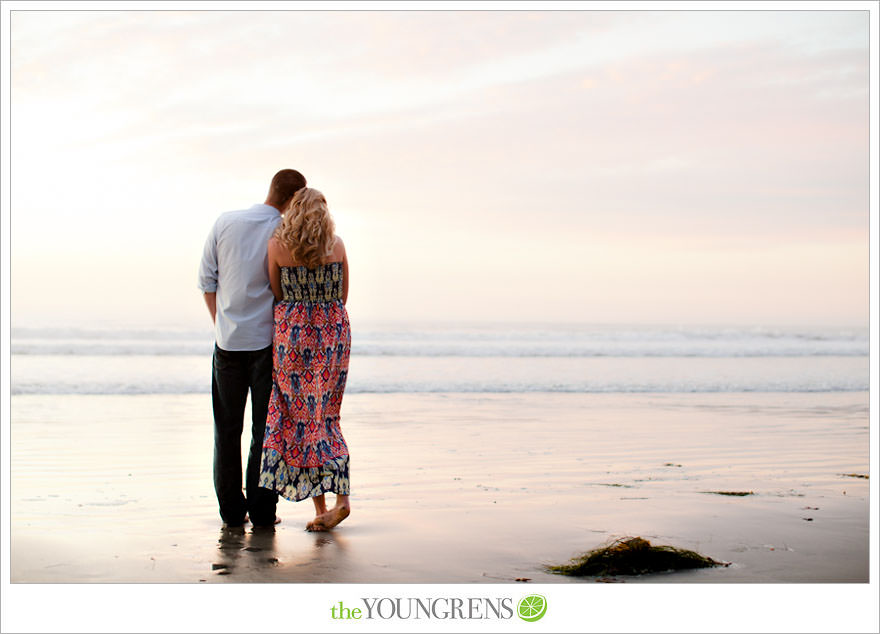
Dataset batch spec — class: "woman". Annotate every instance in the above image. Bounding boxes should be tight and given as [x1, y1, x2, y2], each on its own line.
[258, 187, 351, 531]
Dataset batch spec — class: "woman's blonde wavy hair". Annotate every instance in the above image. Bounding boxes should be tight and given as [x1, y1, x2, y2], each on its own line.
[275, 188, 336, 268]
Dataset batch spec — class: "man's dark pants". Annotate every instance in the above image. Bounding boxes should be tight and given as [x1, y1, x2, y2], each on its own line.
[212, 344, 278, 526]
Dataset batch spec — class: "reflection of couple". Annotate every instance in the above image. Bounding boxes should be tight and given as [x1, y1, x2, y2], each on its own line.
[198, 169, 351, 532]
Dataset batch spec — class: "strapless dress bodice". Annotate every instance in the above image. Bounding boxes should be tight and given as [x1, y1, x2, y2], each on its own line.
[279, 262, 343, 304]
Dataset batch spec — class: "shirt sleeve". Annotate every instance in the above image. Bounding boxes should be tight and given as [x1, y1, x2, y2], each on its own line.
[197, 222, 219, 293]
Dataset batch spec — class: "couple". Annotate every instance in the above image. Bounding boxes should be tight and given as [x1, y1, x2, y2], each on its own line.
[197, 169, 351, 532]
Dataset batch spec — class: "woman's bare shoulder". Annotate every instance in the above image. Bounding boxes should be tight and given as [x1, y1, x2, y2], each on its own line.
[269, 236, 296, 266]
[332, 235, 346, 258]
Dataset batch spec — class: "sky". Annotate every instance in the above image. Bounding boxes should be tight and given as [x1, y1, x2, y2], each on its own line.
[7, 7, 871, 329]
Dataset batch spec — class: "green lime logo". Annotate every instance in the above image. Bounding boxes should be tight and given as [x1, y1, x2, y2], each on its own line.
[517, 594, 547, 622]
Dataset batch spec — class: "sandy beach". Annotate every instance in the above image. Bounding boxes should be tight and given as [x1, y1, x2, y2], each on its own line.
[10, 390, 869, 584]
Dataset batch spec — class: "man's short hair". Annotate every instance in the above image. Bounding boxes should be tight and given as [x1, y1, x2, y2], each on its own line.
[270, 169, 307, 204]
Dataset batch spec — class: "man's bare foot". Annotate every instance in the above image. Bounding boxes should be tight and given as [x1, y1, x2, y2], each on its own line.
[252, 516, 282, 529]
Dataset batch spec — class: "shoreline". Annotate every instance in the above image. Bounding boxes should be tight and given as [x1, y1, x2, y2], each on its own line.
[10, 391, 869, 583]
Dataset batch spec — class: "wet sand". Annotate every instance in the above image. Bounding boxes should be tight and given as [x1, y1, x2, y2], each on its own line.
[10, 391, 869, 584]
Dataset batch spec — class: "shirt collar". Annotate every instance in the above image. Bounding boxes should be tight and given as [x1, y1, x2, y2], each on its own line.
[250, 203, 281, 216]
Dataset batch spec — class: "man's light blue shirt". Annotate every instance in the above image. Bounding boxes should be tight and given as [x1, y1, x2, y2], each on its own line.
[198, 204, 281, 351]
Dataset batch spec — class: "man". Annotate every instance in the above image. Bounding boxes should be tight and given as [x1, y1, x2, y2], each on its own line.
[198, 168, 307, 527]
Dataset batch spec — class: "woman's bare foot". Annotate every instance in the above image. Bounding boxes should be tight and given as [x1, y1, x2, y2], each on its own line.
[306, 494, 330, 531]
[316, 505, 350, 530]
[305, 517, 327, 532]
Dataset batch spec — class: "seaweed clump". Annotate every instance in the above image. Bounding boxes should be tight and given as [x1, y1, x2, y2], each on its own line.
[705, 490, 754, 496]
[548, 537, 726, 577]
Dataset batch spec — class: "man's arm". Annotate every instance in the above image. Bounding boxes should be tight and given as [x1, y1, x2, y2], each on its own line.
[204, 292, 217, 323]
[198, 222, 219, 323]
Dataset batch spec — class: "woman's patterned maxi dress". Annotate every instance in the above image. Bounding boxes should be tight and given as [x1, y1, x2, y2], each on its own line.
[259, 262, 351, 501]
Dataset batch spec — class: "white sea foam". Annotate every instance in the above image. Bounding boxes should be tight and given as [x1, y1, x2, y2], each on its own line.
[9, 325, 869, 358]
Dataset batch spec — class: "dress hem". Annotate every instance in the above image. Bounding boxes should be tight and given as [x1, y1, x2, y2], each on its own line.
[259, 449, 350, 502]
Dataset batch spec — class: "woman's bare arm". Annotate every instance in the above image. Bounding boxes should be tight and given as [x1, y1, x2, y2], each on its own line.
[335, 236, 349, 305]
[342, 249, 349, 305]
[267, 237, 283, 301]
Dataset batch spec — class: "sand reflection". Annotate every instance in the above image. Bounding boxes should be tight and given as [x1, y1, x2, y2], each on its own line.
[210, 524, 353, 582]
[211, 525, 279, 579]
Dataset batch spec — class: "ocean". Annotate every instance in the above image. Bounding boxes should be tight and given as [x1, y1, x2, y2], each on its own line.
[9, 323, 870, 585]
[10, 323, 869, 395]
